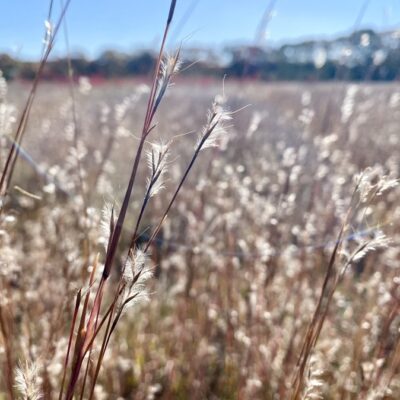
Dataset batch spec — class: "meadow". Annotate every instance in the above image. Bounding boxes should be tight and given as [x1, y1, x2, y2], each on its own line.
[0, 72, 399, 400]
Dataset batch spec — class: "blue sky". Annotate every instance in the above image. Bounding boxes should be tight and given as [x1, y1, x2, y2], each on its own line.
[1, 0, 400, 60]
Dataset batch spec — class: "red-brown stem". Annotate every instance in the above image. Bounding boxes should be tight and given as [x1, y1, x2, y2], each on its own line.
[58, 289, 82, 400]
[63, 2, 177, 395]
[79, 298, 103, 400]
[0, 305, 15, 400]
[88, 291, 139, 400]
[101, 0, 177, 281]
[64, 259, 98, 400]
[64, 295, 115, 400]
[87, 301, 117, 400]
[78, 257, 104, 400]
[0, 0, 72, 196]
[101, 137, 146, 279]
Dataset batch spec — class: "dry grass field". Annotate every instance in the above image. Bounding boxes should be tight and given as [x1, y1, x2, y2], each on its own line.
[0, 73, 399, 399]
[2, 1, 400, 399]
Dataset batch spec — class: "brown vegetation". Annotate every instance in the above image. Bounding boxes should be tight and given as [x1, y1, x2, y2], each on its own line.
[0, 1, 400, 399]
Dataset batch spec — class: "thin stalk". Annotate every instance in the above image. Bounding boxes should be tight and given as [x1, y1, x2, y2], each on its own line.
[0, 0, 72, 196]
[64, 258, 98, 400]
[290, 186, 360, 399]
[64, 294, 116, 400]
[144, 118, 219, 252]
[0, 305, 15, 400]
[88, 291, 140, 400]
[129, 147, 169, 252]
[58, 289, 82, 400]
[78, 302, 103, 400]
[86, 301, 117, 400]
[101, 0, 177, 280]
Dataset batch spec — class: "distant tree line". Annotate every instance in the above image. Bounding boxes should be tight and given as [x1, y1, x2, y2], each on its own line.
[2, 30, 400, 82]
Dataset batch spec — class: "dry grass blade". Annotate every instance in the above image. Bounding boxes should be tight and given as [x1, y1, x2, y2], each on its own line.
[60, 2, 179, 397]
[290, 187, 359, 399]
[0, 302, 15, 400]
[0, 0, 72, 197]
[101, 0, 177, 281]
[58, 289, 82, 400]
[1, 1, 400, 398]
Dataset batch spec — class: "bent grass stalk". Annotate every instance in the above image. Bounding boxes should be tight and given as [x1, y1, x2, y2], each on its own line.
[61, 1, 236, 395]
[62, 1, 179, 398]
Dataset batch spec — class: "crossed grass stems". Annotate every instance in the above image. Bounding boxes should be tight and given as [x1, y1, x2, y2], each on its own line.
[1, 0, 236, 398]
[54, 1, 234, 398]
[0, 0, 398, 399]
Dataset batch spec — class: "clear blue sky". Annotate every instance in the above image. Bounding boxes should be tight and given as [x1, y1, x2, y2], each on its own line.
[1, 0, 400, 60]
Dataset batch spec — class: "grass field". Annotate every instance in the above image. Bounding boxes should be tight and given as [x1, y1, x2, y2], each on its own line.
[0, 76, 399, 399]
